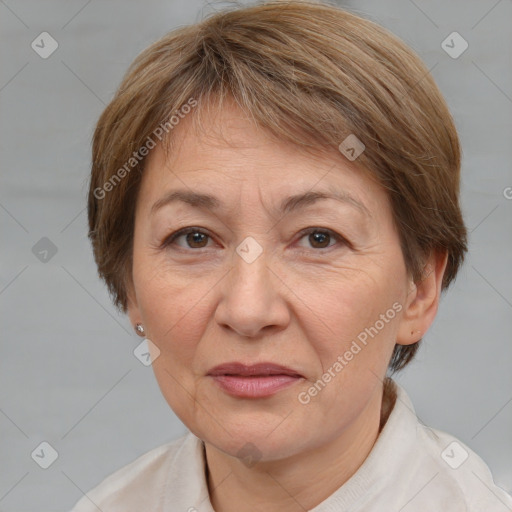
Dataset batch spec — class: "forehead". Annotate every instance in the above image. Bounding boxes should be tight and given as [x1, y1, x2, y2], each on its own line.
[138, 101, 387, 218]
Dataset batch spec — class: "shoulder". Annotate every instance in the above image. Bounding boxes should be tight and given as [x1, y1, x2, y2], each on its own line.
[398, 398, 512, 511]
[417, 425, 512, 511]
[69, 432, 192, 512]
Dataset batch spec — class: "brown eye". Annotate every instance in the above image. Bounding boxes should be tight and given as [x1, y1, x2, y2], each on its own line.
[185, 231, 209, 248]
[308, 231, 331, 249]
[297, 228, 345, 250]
[163, 228, 212, 249]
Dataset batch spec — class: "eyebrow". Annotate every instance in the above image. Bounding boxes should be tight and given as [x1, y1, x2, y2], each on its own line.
[150, 188, 372, 218]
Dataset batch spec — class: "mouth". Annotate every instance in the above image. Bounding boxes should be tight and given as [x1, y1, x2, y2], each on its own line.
[207, 362, 304, 398]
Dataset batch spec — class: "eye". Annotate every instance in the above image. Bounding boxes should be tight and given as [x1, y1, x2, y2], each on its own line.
[162, 227, 214, 250]
[161, 227, 347, 252]
[296, 228, 346, 250]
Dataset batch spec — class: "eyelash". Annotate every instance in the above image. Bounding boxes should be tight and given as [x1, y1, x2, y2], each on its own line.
[161, 227, 348, 252]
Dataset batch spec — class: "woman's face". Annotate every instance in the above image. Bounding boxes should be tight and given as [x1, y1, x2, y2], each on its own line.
[128, 101, 422, 461]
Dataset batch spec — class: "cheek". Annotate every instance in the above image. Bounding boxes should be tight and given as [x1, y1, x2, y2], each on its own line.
[136, 269, 212, 424]
[134, 263, 219, 409]
[298, 265, 402, 340]
[297, 280, 401, 427]
[295, 264, 405, 390]
[135, 258, 212, 340]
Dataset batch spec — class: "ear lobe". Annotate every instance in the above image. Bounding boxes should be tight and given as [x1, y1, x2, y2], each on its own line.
[396, 250, 448, 346]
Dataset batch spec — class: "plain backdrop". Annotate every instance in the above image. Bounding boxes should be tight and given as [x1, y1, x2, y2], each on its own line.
[1, 1, 511, 510]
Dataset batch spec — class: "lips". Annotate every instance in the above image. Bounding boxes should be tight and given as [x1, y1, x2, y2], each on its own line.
[207, 362, 304, 398]
[207, 362, 303, 378]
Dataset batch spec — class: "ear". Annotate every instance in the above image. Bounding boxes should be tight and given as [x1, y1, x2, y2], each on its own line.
[396, 250, 448, 346]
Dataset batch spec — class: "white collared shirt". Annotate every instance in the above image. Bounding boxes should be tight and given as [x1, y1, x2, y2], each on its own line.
[70, 383, 512, 511]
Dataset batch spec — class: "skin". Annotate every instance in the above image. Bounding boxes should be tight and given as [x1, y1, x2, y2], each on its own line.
[126, 99, 447, 512]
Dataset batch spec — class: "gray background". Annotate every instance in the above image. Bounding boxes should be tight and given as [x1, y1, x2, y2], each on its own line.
[1, 0, 511, 511]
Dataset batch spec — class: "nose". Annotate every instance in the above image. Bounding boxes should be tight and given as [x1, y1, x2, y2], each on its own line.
[214, 242, 290, 338]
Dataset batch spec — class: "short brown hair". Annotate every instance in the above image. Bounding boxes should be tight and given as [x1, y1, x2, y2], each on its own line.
[88, 0, 467, 372]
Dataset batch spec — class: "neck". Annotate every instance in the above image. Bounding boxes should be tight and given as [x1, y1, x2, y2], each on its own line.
[204, 378, 396, 512]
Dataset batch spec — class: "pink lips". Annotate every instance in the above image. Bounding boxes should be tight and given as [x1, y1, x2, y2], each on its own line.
[207, 362, 304, 398]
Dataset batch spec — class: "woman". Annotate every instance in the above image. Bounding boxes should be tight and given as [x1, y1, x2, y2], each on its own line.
[71, 1, 512, 510]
